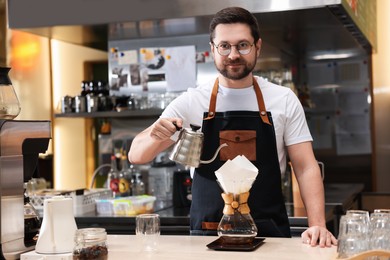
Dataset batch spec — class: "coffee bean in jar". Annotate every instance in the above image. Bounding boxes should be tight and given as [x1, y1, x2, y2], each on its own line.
[73, 228, 108, 260]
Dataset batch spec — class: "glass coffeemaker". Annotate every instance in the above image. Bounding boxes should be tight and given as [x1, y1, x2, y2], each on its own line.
[217, 179, 258, 245]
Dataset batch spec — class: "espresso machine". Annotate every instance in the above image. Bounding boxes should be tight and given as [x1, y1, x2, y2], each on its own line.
[0, 120, 51, 259]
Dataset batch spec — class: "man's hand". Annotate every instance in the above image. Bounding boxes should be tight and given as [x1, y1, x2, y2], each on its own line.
[301, 226, 338, 247]
[128, 117, 182, 164]
[149, 118, 183, 141]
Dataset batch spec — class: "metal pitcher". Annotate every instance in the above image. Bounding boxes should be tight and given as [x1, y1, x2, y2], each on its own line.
[169, 123, 227, 168]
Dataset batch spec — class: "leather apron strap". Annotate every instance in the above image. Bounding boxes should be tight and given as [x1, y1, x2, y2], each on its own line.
[204, 77, 271, 125]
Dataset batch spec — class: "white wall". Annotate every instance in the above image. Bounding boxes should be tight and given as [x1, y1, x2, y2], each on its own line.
[8, 33, 52, 122]
[51, 40, 107, 189]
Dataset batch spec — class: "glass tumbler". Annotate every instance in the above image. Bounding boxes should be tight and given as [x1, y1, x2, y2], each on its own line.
[337, 214, 369, 258]
[136, 213, 160, 252]
[374, 209, 390, 214]
[346, 210, 370, 240]
[369, 211, 390, 251]
[346, 210, 370, 223]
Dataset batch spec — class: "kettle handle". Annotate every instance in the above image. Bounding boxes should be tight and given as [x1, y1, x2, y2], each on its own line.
[200, 143, 228, 164]
[172, 122, 201, 132]
[172, 121, 182, 131]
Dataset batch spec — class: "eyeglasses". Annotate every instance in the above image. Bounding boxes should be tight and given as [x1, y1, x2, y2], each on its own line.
[213, 41, 254, 56]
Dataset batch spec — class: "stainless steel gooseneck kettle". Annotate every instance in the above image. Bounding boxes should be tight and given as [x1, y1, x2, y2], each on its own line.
[169, 123, 227, 168]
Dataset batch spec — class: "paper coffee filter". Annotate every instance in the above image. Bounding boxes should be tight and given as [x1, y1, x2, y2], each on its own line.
[232, 155, 258, 172]
[215, 155, 258, 194]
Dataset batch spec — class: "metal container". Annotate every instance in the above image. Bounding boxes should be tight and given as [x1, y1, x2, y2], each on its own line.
[61, 95, 73, 113]
[86, 94, 99, 113]
[74, 95, 86, 113]
[169, 123, 227, 168]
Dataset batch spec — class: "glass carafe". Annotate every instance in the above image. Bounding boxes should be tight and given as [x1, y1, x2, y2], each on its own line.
[217, 179, 258, 245]
[0, 67, 21, 119]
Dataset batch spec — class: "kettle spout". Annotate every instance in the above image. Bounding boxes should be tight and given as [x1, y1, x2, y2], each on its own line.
[200, 143, 228, 164]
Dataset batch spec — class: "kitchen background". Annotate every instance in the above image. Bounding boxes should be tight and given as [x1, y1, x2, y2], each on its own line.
[1, 0, 390, 200]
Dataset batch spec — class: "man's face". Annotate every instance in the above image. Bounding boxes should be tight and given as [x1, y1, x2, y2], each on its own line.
[211, 23, 261, 80]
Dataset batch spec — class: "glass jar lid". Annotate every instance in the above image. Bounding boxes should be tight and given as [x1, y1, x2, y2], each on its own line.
[75, 228, 107, 244]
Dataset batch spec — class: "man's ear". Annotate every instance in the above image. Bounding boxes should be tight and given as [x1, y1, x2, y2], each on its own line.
[210, 42, 216, 56]
[256, 38, 262, 58]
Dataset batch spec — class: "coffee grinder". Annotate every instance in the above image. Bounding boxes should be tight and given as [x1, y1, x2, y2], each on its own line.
[0, 119, 51, 259]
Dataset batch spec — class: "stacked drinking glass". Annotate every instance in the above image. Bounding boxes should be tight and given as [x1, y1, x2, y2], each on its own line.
[337, 209, 390, 258]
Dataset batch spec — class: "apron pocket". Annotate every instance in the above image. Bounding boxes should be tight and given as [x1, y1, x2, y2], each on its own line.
[219, 130, 256, 161]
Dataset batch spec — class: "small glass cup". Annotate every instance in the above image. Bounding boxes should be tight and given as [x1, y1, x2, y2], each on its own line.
[346, 210, 370, 222]
[369, 212, 390, 251]
[337, 214, 369, 258]
[136, 214, 160, 252]
[346, 210, 370, 239]
[373, 209, 390, 214]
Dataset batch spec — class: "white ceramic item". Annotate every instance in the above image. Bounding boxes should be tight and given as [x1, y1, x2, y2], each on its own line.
[35, 196, 78, 254]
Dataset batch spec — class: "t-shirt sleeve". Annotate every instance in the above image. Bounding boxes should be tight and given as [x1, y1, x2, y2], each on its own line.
[160, 92, 191, 141]
[161, 92, 189, 119]
[284, 90, 313, 146]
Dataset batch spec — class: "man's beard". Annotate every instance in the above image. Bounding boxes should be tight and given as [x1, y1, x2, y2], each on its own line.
[215, 58, 256, 80]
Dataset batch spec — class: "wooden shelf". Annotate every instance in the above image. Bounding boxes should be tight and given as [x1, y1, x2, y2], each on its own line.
[54, 109, 163, 119]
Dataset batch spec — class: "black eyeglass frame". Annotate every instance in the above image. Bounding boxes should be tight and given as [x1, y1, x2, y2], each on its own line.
[211, 41, 255, 56]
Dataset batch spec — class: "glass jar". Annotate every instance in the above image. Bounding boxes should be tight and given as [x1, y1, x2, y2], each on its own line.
[0, 67, 21, 119]
[73, 228, 108, 260]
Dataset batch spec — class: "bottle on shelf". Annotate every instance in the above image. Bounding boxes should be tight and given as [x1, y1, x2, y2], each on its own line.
[96, 80, 109, 96]
[281, 68, 298, 95]
[107, 154, 120, 198]
[132, 171, 145, 196]
[80, 81, 90, 96]
[118, 154, 132, 197]
[88, 81, 96, 95]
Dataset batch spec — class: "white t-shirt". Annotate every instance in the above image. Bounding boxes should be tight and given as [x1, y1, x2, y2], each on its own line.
[161, 76, 313, 175]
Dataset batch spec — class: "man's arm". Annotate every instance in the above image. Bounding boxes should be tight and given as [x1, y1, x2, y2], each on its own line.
[287, 141, 337, 247]
[128, 117, 183, 164]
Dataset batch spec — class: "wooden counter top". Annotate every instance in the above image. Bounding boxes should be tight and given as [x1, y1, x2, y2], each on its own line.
[107, 235, 337, 260]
